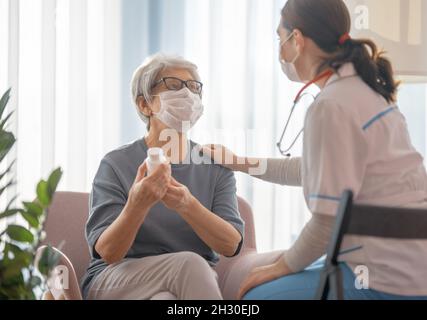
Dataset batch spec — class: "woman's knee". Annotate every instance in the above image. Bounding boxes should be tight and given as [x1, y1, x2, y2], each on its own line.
[168, 252, 221, 299]
[176, 252, 211, 269]
[175, 252, 216, 279]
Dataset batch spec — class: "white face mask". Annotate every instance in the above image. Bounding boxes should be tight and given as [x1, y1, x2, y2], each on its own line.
[152, 87, 204, 133]
[279, 32, 302, 83]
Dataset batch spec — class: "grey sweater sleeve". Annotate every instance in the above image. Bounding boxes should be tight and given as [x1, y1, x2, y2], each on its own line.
[250, 157, 302, 186]
[282, 213, 335, 273]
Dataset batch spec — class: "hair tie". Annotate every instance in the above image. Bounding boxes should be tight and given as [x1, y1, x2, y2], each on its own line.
[338, 33, 351, 45]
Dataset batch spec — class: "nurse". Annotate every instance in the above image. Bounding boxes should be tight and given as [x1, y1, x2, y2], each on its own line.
[203, 0, 427, 299]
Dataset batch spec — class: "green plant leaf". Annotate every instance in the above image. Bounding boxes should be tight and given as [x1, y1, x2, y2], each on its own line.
[47, 167, 62, 195]
[37, 245, 60, 276]
[6, 225, 34, 243]
[20, 210, 39, 228]
[4, 194, 17, 209]
[0, 179, 14, 199]
[0, 271, 31, 295]
[0, 131, 16, 164]
[0, 159, 15, 183]
[0, 194, 19, 220]
[0, 208, 21, 219]
[36, 180, 50, 206]
[2, 242, 13, 263]
[1, 247, 32, 280]
[0, 270, 25, 297]
[29, 275, 42, 288]
[17, 250, 33, 266]
[2, 250, 33, 278]
[0, 111, 14, 131]
[22, 201, 43, 218]
[1, 264, 24, 282]
[0, 88, 11, 119]
[4, 242, 25, 256]
[2, 242, 32, 265]
[0, 193, 18, 221]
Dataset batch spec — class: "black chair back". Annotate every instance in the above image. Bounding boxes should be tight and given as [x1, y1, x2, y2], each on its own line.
[316, 190, 427, 300]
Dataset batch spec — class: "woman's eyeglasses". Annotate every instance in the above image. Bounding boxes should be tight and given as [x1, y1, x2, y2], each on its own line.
[152, 77, 203, 96]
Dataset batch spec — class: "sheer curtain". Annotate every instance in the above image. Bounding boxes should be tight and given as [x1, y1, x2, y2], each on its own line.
[2, 0, 426, 253]
[120, 0, 313, 252]
[0, 0, 121, 204]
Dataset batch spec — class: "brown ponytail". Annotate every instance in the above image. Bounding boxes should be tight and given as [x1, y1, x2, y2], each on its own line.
[282, 0, 399, 103]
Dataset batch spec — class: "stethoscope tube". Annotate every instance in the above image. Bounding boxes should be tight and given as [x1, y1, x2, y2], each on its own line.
[276, 70, 334, 157]
[276, 96, 306, 157]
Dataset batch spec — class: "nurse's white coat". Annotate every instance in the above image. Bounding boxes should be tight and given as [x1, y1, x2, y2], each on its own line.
[302, 63, 427, 296]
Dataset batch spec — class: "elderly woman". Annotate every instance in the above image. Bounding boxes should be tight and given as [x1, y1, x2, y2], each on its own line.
[81, 53, 244, 300]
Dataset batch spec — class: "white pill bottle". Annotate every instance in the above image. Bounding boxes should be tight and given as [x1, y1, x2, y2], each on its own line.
[146, 147, 167, 175]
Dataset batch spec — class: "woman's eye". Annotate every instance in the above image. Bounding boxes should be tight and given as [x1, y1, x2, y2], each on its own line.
[169, 82, 182, 90]
[188, 84, 197, 91]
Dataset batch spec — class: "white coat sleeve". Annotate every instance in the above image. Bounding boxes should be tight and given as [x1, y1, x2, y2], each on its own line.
[250, 157, 302, 186]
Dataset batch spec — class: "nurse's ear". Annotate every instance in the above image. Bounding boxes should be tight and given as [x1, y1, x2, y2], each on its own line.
[292, 29, 306, 51]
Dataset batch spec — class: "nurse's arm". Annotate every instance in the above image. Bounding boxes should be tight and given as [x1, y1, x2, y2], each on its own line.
[202, 144, 302, 186]
[248, 157, 301, 186]
[282, 213, 335, 272]
[238, 213, 334, 298]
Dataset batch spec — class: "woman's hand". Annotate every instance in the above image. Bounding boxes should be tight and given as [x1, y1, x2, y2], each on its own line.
[201, 144, 241, 171]
[162, 176, 241, 256]
[237, 257, 292, 300]
[127, 161, 171, 212]
[162, 176, 196, 214]
[95, 162, 171, 265]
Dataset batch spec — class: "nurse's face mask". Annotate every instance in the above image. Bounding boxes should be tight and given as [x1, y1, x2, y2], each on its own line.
[151, 78, 204, 133]
[279, 31, 302, 83]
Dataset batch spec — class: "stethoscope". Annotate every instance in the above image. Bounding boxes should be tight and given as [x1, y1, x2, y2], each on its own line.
[276, 69, 334, 157]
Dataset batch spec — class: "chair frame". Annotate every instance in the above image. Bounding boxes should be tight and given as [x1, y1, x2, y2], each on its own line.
[316, 190, 427, 300]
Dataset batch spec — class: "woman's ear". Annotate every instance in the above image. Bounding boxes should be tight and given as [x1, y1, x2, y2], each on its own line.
[137, 96, 152, 118]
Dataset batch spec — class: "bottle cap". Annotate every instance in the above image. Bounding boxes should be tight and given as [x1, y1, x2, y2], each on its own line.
[148, 148, 164, 162]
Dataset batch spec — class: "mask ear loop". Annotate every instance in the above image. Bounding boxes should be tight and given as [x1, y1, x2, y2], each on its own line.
[279, 31, 296, 61]
[145, 93, 162, 124]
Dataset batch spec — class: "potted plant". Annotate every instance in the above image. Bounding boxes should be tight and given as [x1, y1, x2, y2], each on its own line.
[0, 88, 62, 299]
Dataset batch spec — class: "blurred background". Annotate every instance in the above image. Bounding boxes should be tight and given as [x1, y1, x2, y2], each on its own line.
[1, 0, 426, 253]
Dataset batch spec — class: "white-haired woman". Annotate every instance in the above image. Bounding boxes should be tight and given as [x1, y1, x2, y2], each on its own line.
[81, 53, 244, 300]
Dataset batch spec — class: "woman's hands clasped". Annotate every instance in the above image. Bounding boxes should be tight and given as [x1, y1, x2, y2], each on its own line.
[128, 160, 196, 215]
[128, 161, 172, 212]
[162, 176, 195, 214]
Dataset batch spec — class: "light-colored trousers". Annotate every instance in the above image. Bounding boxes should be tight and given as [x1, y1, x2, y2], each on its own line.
[87, 251, 222, 300]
